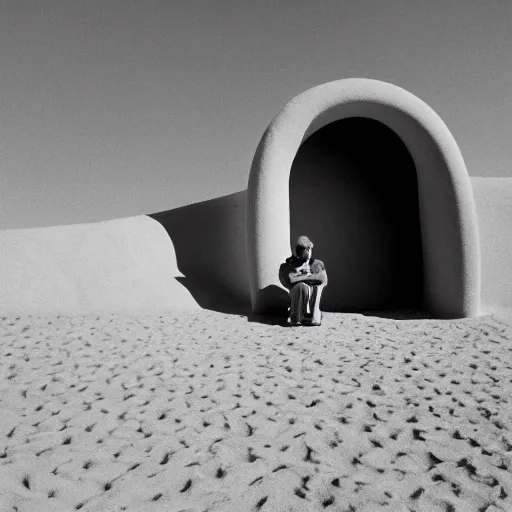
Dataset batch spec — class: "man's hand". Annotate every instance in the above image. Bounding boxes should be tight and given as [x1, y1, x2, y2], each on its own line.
[313, 270, 328, 285]
[289, 272, 308, 284]
[303, 270, 327, 285]
[289, 271, 326, 285]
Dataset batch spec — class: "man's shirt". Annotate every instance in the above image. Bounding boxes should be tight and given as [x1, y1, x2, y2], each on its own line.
[279, 255, 327, 290]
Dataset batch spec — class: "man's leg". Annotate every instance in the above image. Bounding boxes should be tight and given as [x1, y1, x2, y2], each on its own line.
[307, 284, 324, 325]
[289, 283, 310, 325]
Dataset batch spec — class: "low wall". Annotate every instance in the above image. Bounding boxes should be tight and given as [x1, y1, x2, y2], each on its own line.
[0, 178, 510, 318]
[472, 178, 512, 319]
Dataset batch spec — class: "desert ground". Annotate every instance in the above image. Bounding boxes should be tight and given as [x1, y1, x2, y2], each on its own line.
[1, 309, 512, 512]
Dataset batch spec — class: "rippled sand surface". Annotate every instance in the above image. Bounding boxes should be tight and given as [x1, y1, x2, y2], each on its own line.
[1, 310, 511, 512]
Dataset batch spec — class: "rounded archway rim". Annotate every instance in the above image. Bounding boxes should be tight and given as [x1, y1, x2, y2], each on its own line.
[247, 78, 481, 318]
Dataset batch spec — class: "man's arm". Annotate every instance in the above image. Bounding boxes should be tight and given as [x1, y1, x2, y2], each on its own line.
[304, 260, 328, 286]
[299, 271, 327, 286]
[286, 260, 327, 286]
[279, 263, 294, 290]
[289, 272, 310, 284]
[305, 270, 327, 286]
[289, 270, 327, 285]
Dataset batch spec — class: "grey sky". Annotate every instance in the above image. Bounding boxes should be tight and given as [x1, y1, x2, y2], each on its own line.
[1, 0, 510, 229]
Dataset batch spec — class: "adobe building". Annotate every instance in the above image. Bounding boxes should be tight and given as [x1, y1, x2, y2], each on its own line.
[0, 78, 511, 320]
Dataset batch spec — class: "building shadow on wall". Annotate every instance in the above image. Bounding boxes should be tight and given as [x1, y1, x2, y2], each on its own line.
[148, 191, 251, 316]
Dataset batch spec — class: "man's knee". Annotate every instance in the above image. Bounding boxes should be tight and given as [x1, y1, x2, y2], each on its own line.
[290, 282, 308, 297]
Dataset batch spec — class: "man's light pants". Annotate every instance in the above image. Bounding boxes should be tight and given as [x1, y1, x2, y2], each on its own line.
[289, 283, 324, 324]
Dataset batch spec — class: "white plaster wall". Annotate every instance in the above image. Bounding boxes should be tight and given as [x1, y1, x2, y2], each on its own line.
[471, 178, 512, 321]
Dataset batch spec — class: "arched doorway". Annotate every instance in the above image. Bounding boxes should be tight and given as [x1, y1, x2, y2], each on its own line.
[247, 78, 480, 319]
[289, 117, 423, 313]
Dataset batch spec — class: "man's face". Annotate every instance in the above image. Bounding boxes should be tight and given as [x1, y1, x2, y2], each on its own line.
[297, 246, 312, 259]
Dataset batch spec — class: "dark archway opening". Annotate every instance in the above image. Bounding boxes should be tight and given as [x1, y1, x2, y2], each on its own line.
[289, 117, 424, 315]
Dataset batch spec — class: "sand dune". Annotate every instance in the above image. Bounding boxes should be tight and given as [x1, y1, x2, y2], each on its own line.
[1, 310, 512, 511]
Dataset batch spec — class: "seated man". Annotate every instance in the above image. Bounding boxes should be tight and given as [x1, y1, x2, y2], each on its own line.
[279, 235, 328, 326]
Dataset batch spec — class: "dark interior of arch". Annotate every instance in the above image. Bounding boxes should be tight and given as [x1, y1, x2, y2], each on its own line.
[289, 116, 424, 314]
